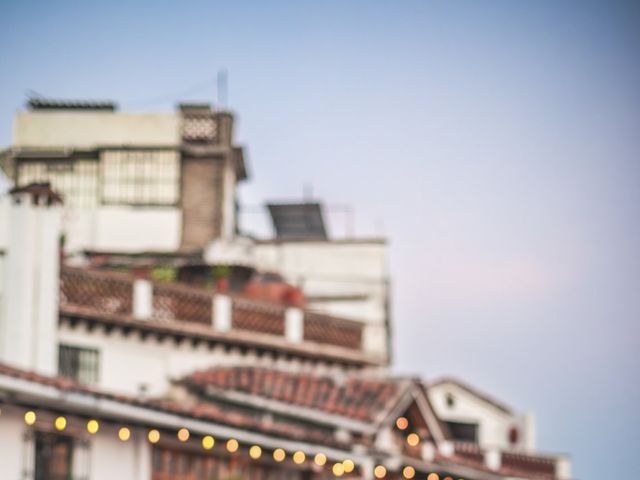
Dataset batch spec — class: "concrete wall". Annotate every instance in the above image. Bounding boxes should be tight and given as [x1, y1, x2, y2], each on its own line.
[428, 381, 532, 452]
[13, 111, 180, 148]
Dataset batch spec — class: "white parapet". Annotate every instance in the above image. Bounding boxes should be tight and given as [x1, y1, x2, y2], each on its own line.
[438, 440, 454, 457]
[213, 294, 232, 332]
[523, 411, 537, 452]
[484, 449, 502, 471]
[285, 307, 304, 344]
[362, 323, 387, 359]
[555, 456, 572, 480]
[421, 442, 436, 461]
[133, 279, 153, 320]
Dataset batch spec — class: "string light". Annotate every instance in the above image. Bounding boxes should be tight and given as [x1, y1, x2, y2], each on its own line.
[407, 433, 420, 446]
[402, 466, 415, 479]
[249, 445, 262, 459]
[343, 459, 355, 473]
[9, 409, 413, 480]
[202, 435, 214, 450]
[427, 473, 440, 480]
[226, 438, 239, 453]
[273, 448, 286, 462]
[87, 419, 99, 434]
[396, 416, 409, 430]
[374, 465, 387, 478]
[148, 429, 161, 444]
[24, 411, 36, 426]
[54, 416, 67, 431]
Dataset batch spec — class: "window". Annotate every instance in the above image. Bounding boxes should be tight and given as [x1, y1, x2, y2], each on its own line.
[101, 149, 179, 205]
[17, 159, 99, 207]
[446, 393, 455, 408]
[34, 431, 74, 480]
[58, 345, 99, 385]
[445, 421, 479, 442]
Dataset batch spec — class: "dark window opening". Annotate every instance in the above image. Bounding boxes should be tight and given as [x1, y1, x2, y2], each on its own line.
[445, 421, 479, 442]
[35, 431, 74, 480]
[58, 344, 99, 385]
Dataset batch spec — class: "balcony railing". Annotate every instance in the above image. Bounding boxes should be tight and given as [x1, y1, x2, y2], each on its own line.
[60, 266, 365, 352]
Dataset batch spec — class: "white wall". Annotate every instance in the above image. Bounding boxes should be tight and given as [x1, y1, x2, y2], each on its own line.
[253, 240, 388, 319]
[91, 424, 150, 480]
[58, 324, 217, 397]
[0, 196, 181, 256]
[60, 205, 182, 253]
[14, 111, 180, 148]
[0, 192, 60, 376]
[428, 381, 531, 451]
[57, 322, 350, 398]
[0, 406, 149, 480]
[0, 407, 25, 480]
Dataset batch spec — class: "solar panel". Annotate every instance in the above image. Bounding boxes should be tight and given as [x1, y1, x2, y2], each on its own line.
[267, 202, 328, 240]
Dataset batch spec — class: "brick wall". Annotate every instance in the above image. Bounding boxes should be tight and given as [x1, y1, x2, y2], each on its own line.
[180, 157, 225, 249]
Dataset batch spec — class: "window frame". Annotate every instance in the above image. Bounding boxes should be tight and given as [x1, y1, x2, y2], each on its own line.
[58, 344, 100, 386]
[100, 147, 181, 207]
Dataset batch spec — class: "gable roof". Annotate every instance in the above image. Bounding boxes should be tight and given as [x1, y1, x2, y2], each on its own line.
[429, 377, 513, 415]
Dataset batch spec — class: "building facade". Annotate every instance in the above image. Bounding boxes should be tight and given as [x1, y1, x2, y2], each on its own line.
[0, 99, 570, 480]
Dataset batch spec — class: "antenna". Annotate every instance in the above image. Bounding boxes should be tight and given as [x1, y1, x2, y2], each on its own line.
[303, 184, 314, 202]
[217, 69, 228, 108]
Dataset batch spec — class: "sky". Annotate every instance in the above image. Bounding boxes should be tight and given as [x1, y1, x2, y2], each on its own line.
[1, 1, 639, 478]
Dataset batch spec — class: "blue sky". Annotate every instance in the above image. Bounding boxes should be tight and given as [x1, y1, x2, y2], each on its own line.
[1, 1, 639, 477]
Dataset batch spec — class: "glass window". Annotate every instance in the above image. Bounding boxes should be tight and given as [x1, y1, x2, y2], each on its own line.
[17, 159, 99, 207]
[58, 344, 100, 385]
[101, 149, 179, 205]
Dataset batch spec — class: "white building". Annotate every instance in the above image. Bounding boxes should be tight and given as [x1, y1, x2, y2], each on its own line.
[0, 99, 571, 480]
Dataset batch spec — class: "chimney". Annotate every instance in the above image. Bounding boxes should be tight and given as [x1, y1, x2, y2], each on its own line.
[0, 183, 62, 375]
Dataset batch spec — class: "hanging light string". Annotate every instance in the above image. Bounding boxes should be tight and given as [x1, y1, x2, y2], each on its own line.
[12, 408, 460, 479]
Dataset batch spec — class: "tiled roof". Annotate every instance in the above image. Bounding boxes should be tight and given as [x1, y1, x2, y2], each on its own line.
[182, 366, 402, 423]
[0, 362, 342, 447]
[0, 363, 564, 478]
